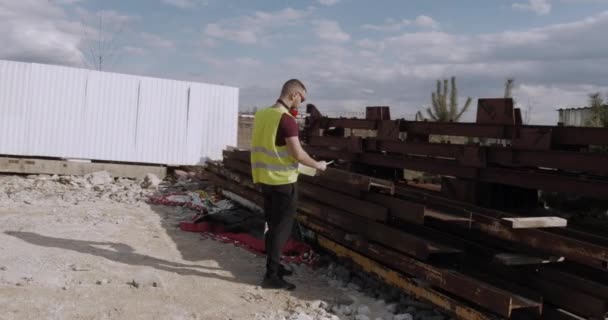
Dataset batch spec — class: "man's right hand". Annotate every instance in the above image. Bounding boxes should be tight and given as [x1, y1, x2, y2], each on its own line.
[315, 161, 328, 171]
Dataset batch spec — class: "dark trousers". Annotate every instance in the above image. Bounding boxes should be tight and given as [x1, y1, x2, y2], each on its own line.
[261, 183, 297, 276]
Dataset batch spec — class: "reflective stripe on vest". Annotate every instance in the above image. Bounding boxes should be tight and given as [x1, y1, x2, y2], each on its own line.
[251, 162, 298, 171]
[251, 146, 290, 158]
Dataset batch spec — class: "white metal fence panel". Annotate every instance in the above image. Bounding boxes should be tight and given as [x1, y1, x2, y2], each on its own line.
[81, 70, 141, 162]
[0, 60, 31, 156]
[0, 60, 238, 165]
[26, 63, 89, 158]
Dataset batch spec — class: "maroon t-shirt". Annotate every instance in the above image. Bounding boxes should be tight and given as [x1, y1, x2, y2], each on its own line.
[275, 113, 299, 146]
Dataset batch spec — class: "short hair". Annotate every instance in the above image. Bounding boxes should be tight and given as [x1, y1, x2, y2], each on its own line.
[280, 79, 306, 97]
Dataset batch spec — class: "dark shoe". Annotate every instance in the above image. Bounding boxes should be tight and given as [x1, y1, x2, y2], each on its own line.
[261, 275, 296, 291]
[279, 264, 293, 277]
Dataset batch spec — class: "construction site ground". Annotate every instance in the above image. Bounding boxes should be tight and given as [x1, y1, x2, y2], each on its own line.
[0, 174, 407, 320]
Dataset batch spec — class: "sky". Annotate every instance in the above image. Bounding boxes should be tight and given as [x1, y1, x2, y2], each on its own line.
[1, 0, 608, 124]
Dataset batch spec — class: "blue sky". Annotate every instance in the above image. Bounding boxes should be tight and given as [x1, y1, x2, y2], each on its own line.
[2, 0, 608, 123]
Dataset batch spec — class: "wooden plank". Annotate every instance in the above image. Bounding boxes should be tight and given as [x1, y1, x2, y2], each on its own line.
[501, 217, 567, 229]
[0, 156, 166, 179]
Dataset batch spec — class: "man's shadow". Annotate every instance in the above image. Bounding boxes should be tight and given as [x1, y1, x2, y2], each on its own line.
[4, 231, 256, 285]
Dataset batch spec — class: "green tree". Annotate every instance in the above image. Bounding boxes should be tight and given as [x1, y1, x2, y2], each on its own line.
[425, 76, 472, 122]
[587, 92, 608, 127]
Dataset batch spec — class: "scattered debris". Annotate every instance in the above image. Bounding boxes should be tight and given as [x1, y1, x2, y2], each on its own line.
[85, 171, 113, 186]
[0, 172, 161, 207]
[140, 173, 162, 190]
[126, 280, 139, 289]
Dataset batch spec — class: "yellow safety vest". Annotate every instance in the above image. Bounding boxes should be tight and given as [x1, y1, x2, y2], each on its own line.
[250, 106, 299, 185]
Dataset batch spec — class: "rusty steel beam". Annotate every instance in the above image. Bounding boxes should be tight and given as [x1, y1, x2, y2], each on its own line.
[309, 135, 608, 174]
[317, 117, 608, 146]
[298, 198, 461, 260]
[300, 216, 542, 318]
[359, 153, 608, 199]
[204, 171, 263, 206]
[308, 136, 364, 152]
[299, 182, 389, 221]
[222, 158, 252, 177]
[207, 160, 454, 260]
[304, 146, 359, 161]
[300, 174, 363, 197]
[478, 167, 608, 199]
[541, 306, 587, 320]
[394, 186, 608, 270]
[536, 266, 608, 301]
[360, 153, 479, 178]
[363, 192, 426, 225]
[312, 235, 500, 320]
[509, 269, 608, 319]
[223, 149, 250, 162]
[365, 139, 459, 158]
[486, 147, 608, 175]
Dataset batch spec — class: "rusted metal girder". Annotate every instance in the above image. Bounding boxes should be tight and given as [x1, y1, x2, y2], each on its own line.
[476, 98, 516, 125]
[211, 157, 608, 319]
[359, 153, 608, 199]
[207, 160, 446, 259]
[359, 153, 480, 178]
[315, 116, 608, 147]
[312, 235, 499, 320]
[362, 192, 426, 225]
[395, 186, 608, 270]
[311, 136, 608, 175]
[300, 216, 542, 318]
[298, 198, 461, 260]
[205, 170, 263, 206]
[299, 183, 389, 221]
[482, 262, 608, 319]
[217, 151, 608, 269]
[486, 147, 608, 175]
[215, 155, 427, 225]
[541, 306, 586, 320]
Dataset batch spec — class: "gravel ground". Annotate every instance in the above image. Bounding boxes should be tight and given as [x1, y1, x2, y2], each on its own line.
[0, 172, 453, 320]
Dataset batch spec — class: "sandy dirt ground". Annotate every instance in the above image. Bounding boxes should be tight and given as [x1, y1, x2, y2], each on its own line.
[0, 173, 402, 320]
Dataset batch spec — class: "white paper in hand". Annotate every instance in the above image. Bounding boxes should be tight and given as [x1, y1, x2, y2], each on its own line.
[298, 163, 317, 176]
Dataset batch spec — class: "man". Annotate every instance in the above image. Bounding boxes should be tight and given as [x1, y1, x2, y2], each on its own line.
[250, 79, 327, 290]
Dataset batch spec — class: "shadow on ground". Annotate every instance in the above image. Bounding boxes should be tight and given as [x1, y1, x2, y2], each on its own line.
[4, 201, 341, 306]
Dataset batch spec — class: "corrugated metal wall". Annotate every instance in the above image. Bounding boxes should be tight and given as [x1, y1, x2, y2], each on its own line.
[0, 60, 238, 165]
[558, 108, 594, 127]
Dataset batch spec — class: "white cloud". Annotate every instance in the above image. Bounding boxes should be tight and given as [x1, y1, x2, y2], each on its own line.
[52, 0, 82, 4]
[0, 0, 85, 66]
[413, 15, 440, 29]
[242, 10, 608, 124]
[123, 46, 145, 55]
[204, 8, 310, 45]
[513, 0, 552, 15]
[313, 20, 350, 42]
[140, 32, 174, 48]
[235, 57, 262, 67]
[161, 0, 207, 9]
[317, 0, 340, 6]
[205, 23, 257, 44]
[362, 18, 411, 32]
[362, 15, 439, 32]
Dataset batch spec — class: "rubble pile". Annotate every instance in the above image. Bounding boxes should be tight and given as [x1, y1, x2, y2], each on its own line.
[0, 171, 163, 207]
